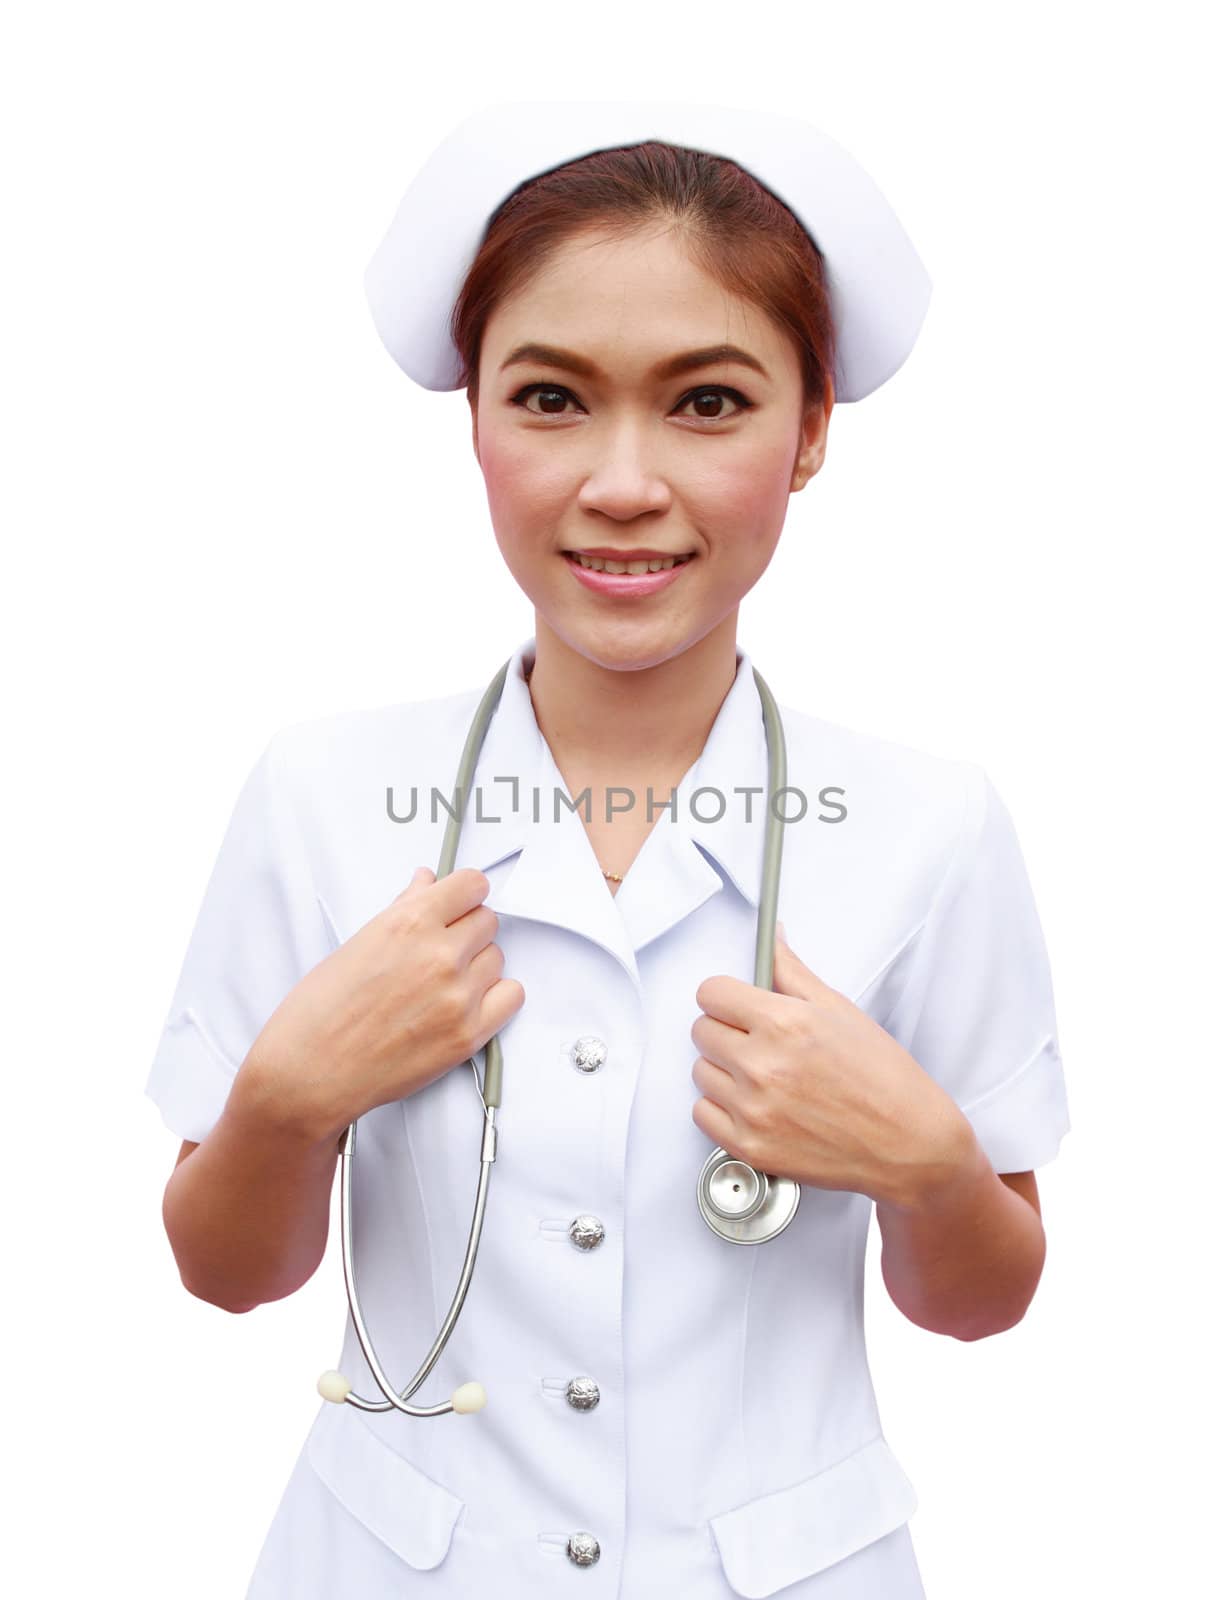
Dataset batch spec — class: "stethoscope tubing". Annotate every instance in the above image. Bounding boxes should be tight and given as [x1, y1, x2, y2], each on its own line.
[322, 656, 792, 1416]
[337, 1089, 498, 1415]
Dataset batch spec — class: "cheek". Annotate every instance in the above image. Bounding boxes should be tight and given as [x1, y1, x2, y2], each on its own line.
[479, 441, 569, 588]
[697, 432, 796, 519]
[479, 435, 568, 519]
[701, 459, 793, 573]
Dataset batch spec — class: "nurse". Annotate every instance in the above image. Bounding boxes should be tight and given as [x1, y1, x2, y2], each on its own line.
[147, 101, 1072, 1598]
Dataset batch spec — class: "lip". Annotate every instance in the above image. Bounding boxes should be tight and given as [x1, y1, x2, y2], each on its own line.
[567, 547, 695, 561]
[562, 549, 694, 599]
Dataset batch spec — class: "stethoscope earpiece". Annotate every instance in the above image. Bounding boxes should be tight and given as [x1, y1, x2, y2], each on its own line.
[317, 1368, 487, 1413]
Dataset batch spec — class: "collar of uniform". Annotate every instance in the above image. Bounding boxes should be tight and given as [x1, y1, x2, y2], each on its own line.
[454, 635, 769, 972]
[453, 636, 544, 874]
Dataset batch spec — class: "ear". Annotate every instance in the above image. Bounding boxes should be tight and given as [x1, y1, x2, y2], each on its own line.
[791, 373, 835, 491]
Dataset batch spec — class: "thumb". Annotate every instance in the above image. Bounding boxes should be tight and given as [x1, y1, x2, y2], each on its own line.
[772, 921, 834, 1002]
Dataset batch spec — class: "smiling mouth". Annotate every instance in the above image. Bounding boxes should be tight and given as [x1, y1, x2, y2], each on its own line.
[563, 551, 696, 574]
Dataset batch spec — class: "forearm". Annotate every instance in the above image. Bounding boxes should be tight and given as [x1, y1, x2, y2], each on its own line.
[875, 1117, 1046, 1341]
[161, 1057, 344, 1314]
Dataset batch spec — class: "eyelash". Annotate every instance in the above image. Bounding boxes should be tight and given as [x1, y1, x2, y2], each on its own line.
[508, 382, 755, 423]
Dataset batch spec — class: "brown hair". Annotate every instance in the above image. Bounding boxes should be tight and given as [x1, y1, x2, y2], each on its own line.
[449, 140, 837, 411]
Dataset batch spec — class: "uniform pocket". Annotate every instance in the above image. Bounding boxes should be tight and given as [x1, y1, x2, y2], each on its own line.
[707, 1433, 919, 1599]
[304, 1401, 465, 1571]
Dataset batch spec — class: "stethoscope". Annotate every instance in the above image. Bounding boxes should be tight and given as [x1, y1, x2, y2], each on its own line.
[317, 655, 798, 1418]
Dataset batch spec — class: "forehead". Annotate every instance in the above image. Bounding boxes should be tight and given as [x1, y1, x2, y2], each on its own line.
[482, 226, 785, 368]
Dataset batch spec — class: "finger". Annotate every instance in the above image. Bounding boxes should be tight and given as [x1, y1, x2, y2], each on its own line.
[389, 865, 435, 913]
[692, 1090, 737, 1150]
[473, 975, 526, 1049]
[692, 1052, 738, 1106]
[466, 937, 507, 989]
[694, 972, 761, 1028]
[691, 1011, 751, 1078]
[771, 927, 837, 1003]
[440, 866, 497, 918]
[449, 901, 501, 964]
[403, 865, 492, 923]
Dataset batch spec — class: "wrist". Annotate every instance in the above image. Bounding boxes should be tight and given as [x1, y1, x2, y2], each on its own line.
[876, 1104, 986, 1216]
[232, 1042, 354, 1150]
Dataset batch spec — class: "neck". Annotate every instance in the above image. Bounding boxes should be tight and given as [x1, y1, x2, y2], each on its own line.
[525, 615, 739, 783]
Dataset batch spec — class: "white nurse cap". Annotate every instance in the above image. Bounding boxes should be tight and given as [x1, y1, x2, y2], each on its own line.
[364, 100, 932, 404]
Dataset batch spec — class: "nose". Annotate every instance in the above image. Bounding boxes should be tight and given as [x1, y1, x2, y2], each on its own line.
[575, 418, 672, 521]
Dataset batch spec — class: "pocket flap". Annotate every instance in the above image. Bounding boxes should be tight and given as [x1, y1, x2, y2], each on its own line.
[305, 1401, 464, 1570]
[708, 1434, 918, 1598]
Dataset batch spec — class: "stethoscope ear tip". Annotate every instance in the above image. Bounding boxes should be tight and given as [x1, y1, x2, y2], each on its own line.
[317, 1369, 353, 1404]
[451, 1381, 487, 1414]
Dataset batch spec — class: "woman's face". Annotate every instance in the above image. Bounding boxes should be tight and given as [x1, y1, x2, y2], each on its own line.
[471, 223, 832, 673]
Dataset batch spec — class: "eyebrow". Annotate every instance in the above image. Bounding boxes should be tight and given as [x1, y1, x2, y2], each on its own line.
[497, 341, 771, 382]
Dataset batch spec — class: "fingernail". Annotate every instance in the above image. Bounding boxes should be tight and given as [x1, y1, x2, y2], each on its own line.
[777, 921, 788, 943]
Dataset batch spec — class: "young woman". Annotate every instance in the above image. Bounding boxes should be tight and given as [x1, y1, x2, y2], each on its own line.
[148, 101, 1071, 1598]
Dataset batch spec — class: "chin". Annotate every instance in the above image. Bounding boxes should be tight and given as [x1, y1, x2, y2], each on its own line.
[542, 614, 712, 675]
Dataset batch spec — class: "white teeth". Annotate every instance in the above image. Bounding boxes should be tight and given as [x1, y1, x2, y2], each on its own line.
[573, 553, 692, 573]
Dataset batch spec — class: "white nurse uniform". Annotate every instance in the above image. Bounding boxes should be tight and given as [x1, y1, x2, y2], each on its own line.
[145, 633, 1071, 1597]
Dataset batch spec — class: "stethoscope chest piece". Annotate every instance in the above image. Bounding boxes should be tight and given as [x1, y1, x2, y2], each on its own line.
[697, 1146, 801, 1244]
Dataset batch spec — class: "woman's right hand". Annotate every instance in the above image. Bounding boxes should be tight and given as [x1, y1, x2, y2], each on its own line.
[242, 866, 525, 1141]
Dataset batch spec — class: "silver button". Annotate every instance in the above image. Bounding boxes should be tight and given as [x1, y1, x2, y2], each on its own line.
[568, 1214, 605, 1250]
[571, 1036, 607, 1073]
[566, 1531, 601, 1567]
[565, 1376, 600, 1411]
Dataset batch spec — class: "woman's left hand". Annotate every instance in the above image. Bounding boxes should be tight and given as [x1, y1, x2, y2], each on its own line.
[690, 927, 972, 1208]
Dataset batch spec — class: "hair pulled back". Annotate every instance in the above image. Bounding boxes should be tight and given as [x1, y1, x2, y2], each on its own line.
[449, 140, 837, 411]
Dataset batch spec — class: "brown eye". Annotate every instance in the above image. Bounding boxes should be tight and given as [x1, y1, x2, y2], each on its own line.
[681, 388, 749, 421]
[508, 381, 753, 422]
[511, 384, 579, 415]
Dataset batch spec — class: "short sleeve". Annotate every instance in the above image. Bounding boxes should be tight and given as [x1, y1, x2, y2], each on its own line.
[886, 763, 1072, 1172]
[143, 731, 333, 1143]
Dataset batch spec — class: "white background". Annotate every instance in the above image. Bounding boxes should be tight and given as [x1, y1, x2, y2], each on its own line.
[4, 1, 1220, 1594]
